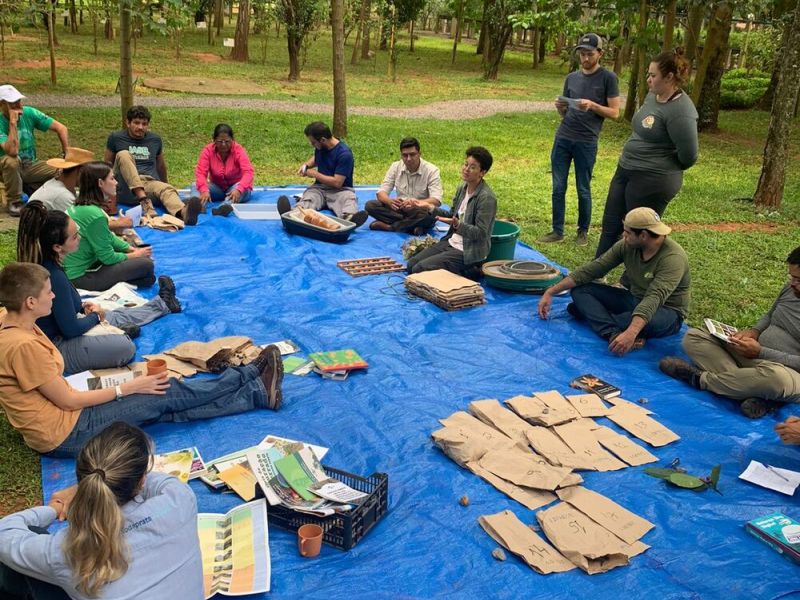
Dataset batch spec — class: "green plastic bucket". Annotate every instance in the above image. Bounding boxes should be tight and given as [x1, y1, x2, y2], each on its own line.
[486, 220, 520, 262]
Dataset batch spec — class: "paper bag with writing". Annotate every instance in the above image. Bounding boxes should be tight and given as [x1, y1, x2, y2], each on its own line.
[479, 447, 573, 491]
[504, 394, 575, 427]
[553, 420, 627, 471]
[605, 396, 653, 416]
[565, 393, 609, 418]
[479, 510, 575, 574]
[469, 398, 532, 448]
[591, 425, 658, 466]
[605, 405, 680, 447]
[525, 426, 598, 470]
[431, 420, 516, 467]
[466, 461, 556, 510]
[537, 502, 649, 574]
[556, 486, 654, 545]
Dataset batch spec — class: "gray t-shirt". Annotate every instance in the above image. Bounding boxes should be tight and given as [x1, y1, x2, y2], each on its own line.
[754, 284, 800, 372]
[29, 178, 76, 212]
[619, 92, 699, 174]
[106, 129, 163, 180]
[556, 67, 619, 143]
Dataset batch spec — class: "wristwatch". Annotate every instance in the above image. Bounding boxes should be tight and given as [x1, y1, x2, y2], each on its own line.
[115, 384, 123, 401]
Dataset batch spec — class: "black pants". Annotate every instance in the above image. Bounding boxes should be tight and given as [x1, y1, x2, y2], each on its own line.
[406, 238, 466, 275]
[595, 166, 683, 257]
[70, 256, 156, 291]
[364, 200, 436, 233]
[0, 527, 70, 600]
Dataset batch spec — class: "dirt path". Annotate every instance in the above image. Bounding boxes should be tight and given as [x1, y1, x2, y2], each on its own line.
[26, 94, 555, 120]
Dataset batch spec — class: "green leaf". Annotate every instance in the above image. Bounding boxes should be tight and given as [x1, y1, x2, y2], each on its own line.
[644, 468, 677, 480]
[668, 473, 707, 489]
[709, 465, 722, 491]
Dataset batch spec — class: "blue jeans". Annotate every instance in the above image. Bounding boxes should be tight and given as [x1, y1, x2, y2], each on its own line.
[570, 282, 683, 341]
[550, 136, 597, 235]
[191, 182, 251, 203]
[49, 364, 267, 457]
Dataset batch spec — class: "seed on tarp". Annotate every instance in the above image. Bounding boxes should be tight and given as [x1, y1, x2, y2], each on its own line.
[492, 548, 506, 561]
[459, 495, 469, 506]
[638, 397, 649, 405]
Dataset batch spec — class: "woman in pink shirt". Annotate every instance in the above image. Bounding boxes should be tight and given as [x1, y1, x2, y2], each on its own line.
[193, 124, 254, 209]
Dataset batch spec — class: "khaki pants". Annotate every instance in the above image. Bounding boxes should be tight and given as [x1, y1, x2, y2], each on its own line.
[683, 327, 800, 403]
[113, 150, 184, 216]
[298, 183, 357, 218]
[0, 155, 57, 204]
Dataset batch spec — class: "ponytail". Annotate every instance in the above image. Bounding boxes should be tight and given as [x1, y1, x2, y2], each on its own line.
[651, 47, 690, 88]
[17, 201, 71, 266]
[63, 423, 152, 597]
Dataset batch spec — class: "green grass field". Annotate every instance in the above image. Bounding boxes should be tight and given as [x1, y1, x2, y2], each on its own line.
[0, 24, 798, 514]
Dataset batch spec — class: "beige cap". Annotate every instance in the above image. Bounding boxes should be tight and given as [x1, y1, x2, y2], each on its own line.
[623, 207, 671, 235]
[46, 147, 95, 170]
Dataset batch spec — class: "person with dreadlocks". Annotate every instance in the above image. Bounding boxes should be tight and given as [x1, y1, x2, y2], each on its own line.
[16, 201, 181, 375]
[0, 422, 204, 599]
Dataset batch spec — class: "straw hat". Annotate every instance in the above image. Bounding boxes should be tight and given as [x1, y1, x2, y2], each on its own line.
[46, 147, 95, 170]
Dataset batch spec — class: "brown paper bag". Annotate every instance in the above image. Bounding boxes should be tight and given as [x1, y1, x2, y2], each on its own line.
[556, 486, 655, 545]
[525, 426, 598, 470]
[606, 405, 680, 447]
[537, 502, 649, 574]
[552, 420, 627, 471]
[466, 461, 556, 510]
[532, 390, 581, 420]
[478, 447, 573, 491]
[142, 213, 185, 232]
[557, 472, 584, 488]
[504, 395, 575, 427]
[468, 398, 532, 448]
[565, 393, 609, 418]
[605, 396, 654, 416]
[591, 425, 658, 466]
[166, 336, 252, 372]
[431, 424, 516, 468]
[478, 510, 576, 574]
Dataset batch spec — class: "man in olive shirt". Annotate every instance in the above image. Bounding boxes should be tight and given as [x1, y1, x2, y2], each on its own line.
[538, 207, 689, 356]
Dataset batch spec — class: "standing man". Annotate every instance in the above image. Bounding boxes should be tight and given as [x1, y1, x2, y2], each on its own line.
[537, 33, 620, 246]
[365, 137, 443, 235]
[277, 121, 367, 227]
[104, 105, 202, 226]
[0, 85, 70, 217]
[660, 246, 800, 419]
[538, 208, 690, 356]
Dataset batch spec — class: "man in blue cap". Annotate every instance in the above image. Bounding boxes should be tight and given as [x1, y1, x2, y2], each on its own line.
[538, 33, 620, 246]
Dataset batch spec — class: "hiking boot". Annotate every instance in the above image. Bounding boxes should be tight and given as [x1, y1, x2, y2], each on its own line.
[180, 197, 203, 226]
[739, 398, 781, 419]
[344, 210, 368, 227]
[212, 203, 234, 217]
[659, 357, 702, 388]
[277, 195, 292, 215]
[8, 200, 22, 217]
[257, 344, 284, 410]
[139, 198, 157, 218]
[575, 230, 589, 246]
[157, 275, 182, 313]
[537, 231, 563, 243]
[120, 324, 140, 339]
[369, 220, 392, 232]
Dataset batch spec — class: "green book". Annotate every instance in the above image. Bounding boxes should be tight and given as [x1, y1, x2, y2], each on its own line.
[274, 453, 316, 501]
[308, 349, 368, 372]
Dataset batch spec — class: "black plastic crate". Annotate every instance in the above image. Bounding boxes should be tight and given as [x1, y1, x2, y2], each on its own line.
[267, 466, 388, 551]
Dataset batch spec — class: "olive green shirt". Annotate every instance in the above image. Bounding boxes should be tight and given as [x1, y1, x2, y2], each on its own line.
[571, 237, 691, 323]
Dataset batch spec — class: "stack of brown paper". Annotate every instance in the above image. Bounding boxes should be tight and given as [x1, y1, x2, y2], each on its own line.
[466, 462, 557, 510]
[478, 447, 573, 491]
[525, 426, 598, 470]
[504, 394, 576, 427]
[553, 420, 627, 471]
[479, 510, 576, 574]
[404, 269, 485, 311]
[468, 399, 533, 448]
[556, 486, 654, 545]
[432, 411, 517, 467]
[605, 405, 680, 447]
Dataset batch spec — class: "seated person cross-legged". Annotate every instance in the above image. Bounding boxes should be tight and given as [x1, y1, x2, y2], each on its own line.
[538, 207, 690, 356]
[660, 246, 800, 419]
[17, 202, 181, 375]
[406, 146, 496, 278]
[0, 422, 204, 600]
[277, 121, 368, 227]
[0, 262, 285, 458]
[365, 137, 443, 235]
[193, 123, 254, 218]
[62, 161, 155, 292]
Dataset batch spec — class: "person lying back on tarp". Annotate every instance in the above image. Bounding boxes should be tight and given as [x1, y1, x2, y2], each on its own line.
[0, 262, 284, 458]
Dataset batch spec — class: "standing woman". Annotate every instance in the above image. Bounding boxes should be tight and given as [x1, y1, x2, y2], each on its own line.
[0, 422, 204, 599]
[193, 123, 254, 213]
[594, 48, 698, 257]
[63, 161, 155, 291]
[16, 201, 181, 375]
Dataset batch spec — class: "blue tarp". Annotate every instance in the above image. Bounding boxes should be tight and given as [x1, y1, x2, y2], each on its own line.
[41, 188, 800, 599]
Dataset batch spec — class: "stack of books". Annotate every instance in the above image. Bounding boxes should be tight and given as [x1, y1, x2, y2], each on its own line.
[405, 269, 485, 311]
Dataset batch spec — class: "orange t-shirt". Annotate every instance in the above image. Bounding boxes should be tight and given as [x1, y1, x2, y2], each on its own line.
[0, 323, 80, 452]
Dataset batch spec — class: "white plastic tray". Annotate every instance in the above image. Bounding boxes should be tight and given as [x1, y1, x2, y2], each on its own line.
[232, 204, 281, 220]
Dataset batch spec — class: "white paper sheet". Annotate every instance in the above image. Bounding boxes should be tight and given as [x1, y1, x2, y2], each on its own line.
[65, 371, 92, 391]
[557, 95, 581, 110]
[123, 203, 143, 227]
[739, 460, 800, 496]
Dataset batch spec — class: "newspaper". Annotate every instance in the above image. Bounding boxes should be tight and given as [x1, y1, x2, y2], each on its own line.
[78, 282, 148, 311]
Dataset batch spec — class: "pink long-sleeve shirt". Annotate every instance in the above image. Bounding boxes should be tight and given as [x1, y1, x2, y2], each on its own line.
[194, 141, 255, 193]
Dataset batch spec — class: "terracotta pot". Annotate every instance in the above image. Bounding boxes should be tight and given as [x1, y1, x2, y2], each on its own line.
[146, 358, 167, 376]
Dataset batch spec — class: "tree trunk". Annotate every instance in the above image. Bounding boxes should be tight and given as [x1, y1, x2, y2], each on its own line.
[532, 27, 540, 68]
[538, 29, 546, 63]
[288, 35, 301, 80]
[623, 0, 647, 118]
[409, 19, 415, 52]
[663, 0, 676, 50]
[753, 2, 800, 209]
[231, 0, 250, 62]
[476, 0, 489, 55]
[105, 10, 114, 40]
[684, 1, 704, 65]
[484, 24, 512, 80]
[91, 6, 98, 55]
[331, 0, 347, 137]
[47, 8, 57, 85]
[69, 0, 78, 33]
[692, 1, 732, 132]
[361, 0, 371, 59]
[207, 7, 214, 45]
[451, 0, 463, 64]
[613, 19, 627, 75]
[759, 18, 793, 111]
[119, 0, 134, 128]
[215, 0, 223, 36]
[387, 3, 397, 81]
[0, 20, 5, 62]
[351, 0, 368, 63]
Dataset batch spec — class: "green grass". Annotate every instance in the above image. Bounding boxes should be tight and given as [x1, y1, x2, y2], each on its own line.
[0, 27, 798, 515]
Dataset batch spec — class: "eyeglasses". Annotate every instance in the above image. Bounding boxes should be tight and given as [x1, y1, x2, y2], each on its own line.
[462, 162, 481, 172]
[214, 139, 232, 145]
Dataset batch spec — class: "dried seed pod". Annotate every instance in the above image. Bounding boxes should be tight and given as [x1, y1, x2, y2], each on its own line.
[459, 495, 469, 507]
[491, 548, 507, 561]
[638, 397, 649, 405]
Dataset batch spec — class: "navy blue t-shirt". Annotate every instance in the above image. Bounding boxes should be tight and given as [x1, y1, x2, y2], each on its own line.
[314, 141, 354, 188]
[556, 67, 619, 143]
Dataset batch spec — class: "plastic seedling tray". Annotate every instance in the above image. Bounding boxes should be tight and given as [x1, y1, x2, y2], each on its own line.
[232, 204, 281, 220]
